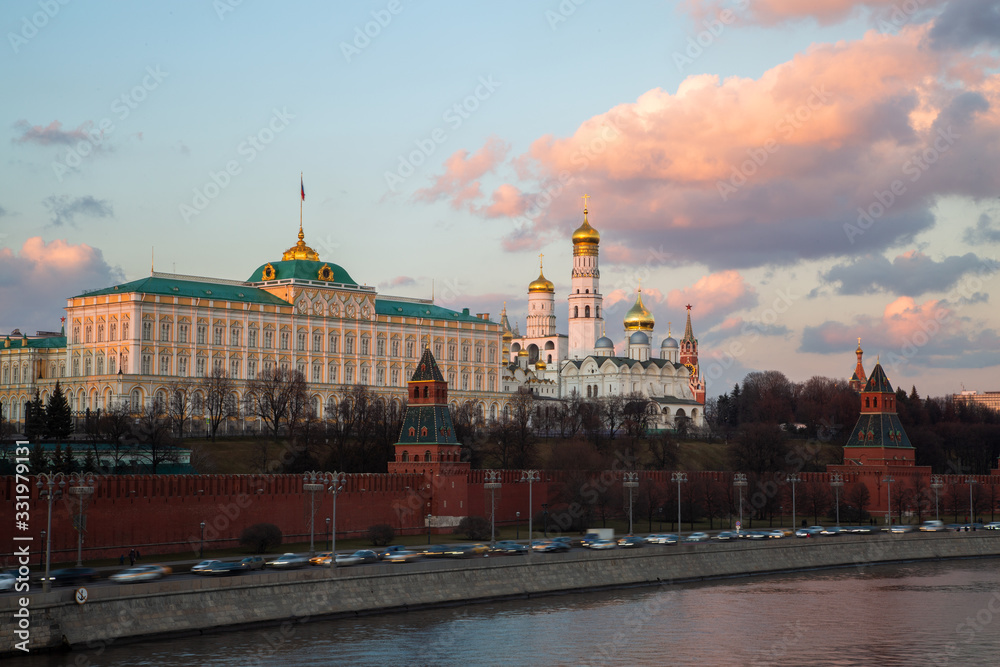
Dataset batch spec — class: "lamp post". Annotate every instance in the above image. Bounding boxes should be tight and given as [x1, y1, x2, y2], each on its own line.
[930, 475, 944, 522]
[68, 472, 96, 566]
[734, 474, 748, 533]
[830, 474, 844, 527]
[302, 471, 331, 556]
[671, 472, 686, 536]
[516, 512, 520, 540]
[542, 503, 549, 537]
[325, 517, 331, 551]
[520, 470, 540, 556]
[426, 513, 432, 544]
[966, 477, 978, 524]
[328, 472, 346, 562]
[199, 521, 206, 558]
[787, 473, 801, 529]
[623, 473, 639, 535]
[36, 473, 65, 593]
[484, 470, 502, 545]
[883, 476, 895, 527]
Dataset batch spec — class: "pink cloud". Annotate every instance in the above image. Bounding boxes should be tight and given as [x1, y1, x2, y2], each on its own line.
[480, 183, 529, 218]
[681, 0, 948, 27]
[12, 120, 95, 146]
[414, 136, 509, 207]
[666, 270, 758, 319]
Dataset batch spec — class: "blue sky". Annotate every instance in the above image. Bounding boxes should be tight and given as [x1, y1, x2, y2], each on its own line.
[2, 0, 999, 398]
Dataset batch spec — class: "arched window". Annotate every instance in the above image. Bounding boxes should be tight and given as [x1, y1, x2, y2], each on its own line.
[586, 385, 592, 398]
[402, 451, 409, 462]
[423, 386, 428, 398]
[585, 305, 590, 318]
[574, 306, 579, 318]
[413, 387, 419, 399]
[408, 427, 416, 437]
[873, 397, 878, 408]
[421, 427, 428, 437]
[865, 397, 870, 408]
[424, 450, 432, 462]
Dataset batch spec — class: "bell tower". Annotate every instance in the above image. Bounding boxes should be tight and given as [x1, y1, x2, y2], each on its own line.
[568, 195, 604, 359]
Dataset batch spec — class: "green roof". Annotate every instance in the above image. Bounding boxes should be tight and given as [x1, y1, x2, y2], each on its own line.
[3, 335, 67, 349]
[375, 298, 493, 324]
[846, 412, 913, 449]
[863, 363, 894, 393]
[411, 347, 445, 382]
[77, 277, 290, 306]
[396, 405, 458, 445]
[246, 259, 358, 286]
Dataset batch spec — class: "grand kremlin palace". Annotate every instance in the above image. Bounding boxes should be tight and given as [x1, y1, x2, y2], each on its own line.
[0, 226, 505, 428]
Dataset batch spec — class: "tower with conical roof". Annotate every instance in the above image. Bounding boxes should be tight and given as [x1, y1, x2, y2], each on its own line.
[849, 338, 867, 393]
[568, 195, 604, 359]
[526, 254, 557, 339]
[842, 360, 915, 466]
[678, 304, 699, 374]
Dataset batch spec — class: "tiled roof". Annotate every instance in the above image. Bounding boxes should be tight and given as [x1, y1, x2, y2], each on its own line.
[396, 405, 458, 444]
[246, 259, 358, 285]
[3, 335, 67, 350]
[77, 277, 290, 305]
[375, 298, 492, 324]
[564, 356, 682, 371]
[846, 413, 913, 449]
[411, 347, 445, 382]
[863, 363, 894, 393]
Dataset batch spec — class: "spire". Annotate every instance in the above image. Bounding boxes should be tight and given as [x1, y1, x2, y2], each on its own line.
[682, 304, 695, 341]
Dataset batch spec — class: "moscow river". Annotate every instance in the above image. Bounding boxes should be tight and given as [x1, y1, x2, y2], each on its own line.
[12, 559, 1000, 666]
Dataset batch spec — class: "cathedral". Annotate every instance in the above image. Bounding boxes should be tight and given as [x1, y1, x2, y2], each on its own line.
[502, 201, 706, 429]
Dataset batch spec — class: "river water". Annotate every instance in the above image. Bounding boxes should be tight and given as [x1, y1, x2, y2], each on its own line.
[12, 559, 1000, 666]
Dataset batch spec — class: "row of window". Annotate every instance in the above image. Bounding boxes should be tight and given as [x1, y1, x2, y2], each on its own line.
[72, 322, 129, 344]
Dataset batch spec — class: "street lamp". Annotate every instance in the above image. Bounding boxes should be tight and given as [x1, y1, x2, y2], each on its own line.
[484, 470, 502, 545]
[303, 471, 332, 556]
[542, 503, 549, 537]
[325, 517, 331, 551]
[68, 472, 96, 566]
[734, 474, 748, 533]
[623, 473, 639, 535]
[199, 521, 206, 558]
[520, 470, 540, 556]
[883, 476, 895, 527]
[966, 477, 978, 524]
[787, 473, 801, 529]
[328, 472, 346, 562]
[36, 473, 65, 593]
[40, 531, 46, 567]
[830, 474, 844, 527]
[426, 513, 433, 544]
[516, 511, 520, 540]
[930, 475, 944, 522]
[671, 472, 686, 536]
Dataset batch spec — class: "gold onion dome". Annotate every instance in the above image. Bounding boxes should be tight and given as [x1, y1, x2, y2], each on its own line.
[572, 208, 600, 245]
[624, 289, 655, 332]
[528, 255, 555, 293]
[281, 224, 320, 261]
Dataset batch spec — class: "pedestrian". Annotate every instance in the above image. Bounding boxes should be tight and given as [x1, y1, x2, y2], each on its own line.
[119, 554, 125, 566]
[129, 548, 135, 566]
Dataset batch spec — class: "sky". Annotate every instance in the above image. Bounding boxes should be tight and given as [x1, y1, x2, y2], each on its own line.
[2, 0, 999, 399]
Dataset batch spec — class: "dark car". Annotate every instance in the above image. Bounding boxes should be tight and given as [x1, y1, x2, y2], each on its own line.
[490, 541, 529, 555]
[206, 560, 247, 575]
[617, 535, 645, 548]
[376, 545, 409, 560]
[423, 545, 451, 558]
[39, 567, 98, 586]
[536, 541, 570, 553]
[335, 550, 380, 567]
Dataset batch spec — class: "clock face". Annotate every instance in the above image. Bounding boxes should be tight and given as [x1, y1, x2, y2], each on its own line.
[684, 362, 695, 375]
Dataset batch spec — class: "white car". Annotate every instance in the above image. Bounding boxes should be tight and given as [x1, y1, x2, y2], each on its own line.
[267, 553, 310, 569]
[0, 573, 16, 591]
[589, 539, 617, 550]
[190, 559, 221, 574]
[110, 565, 171, 583]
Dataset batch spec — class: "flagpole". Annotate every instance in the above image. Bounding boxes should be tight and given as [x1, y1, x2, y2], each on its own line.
[300, 171, 303, 235]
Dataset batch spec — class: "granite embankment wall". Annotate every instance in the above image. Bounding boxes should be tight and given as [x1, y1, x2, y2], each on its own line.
[4, 531, 999, 657]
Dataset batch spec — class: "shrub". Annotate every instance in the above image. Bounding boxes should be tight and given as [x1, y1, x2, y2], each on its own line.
[454, 515, 490, 541]
[239, 523, 282, 554]
[367, 523, 395, 546]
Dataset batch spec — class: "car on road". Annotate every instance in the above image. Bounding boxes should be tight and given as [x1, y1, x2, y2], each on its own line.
[376, 545, 409, 560]
[887, 525, 915, 534]
[919, 520, 946, 532]
[986, 522, 1000, 530]
[385, 550, 423, 563]
[38, 567, 99, 586]
[191, 560, 221, 574]
[820, 527, 848, 537]
[535, 541, 570, 553]
[110, 565, 171, 583]
[490, 541, 529, 555]
[846, 526, 876, 534]
[423, 545, 451, 558]
[589, 539, 617, 550]
[335, 550, 379, 567]
[743, 531, 770, 540]
[714, 531, 739, 541]
[766, 530, 786, 539]
[206, 561, 249, 575]
[647, 533, 679, 544]
[309, 552, 334, 566]
[266, 553, 310, 569]
[684, 532, 710, 542]
[617, 535, 645, 548]
[0, 572, 16, 591]
[795, 527, 822, 538]
[240, 556, 266, 571]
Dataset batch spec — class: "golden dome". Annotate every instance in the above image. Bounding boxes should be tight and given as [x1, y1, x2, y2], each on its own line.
[281, 224, 320, 261]
[572, 207, 600, 246]
[535, 360, 547, 370]
[624, 289, 655, 332]
[517, 349, 529, 357]
[528, 254, 555, 293]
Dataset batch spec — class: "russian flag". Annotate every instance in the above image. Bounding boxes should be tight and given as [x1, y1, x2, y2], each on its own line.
[301, 175, 305, 201]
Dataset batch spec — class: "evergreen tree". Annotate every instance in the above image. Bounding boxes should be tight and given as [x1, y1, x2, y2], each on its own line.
[63, 444, 77, 473]
[24, 390, 46, 441]
[45, 381, 74, 440]
[82, 449, 98, 473]
[28, 443, 49, 473]
[52, 444, 65, 472]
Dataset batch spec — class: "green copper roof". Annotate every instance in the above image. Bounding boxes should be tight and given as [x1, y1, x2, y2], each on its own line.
[78, 277, 290, 306]
[375, 299, 492, 324]
[863, 363, 894, 393]
[396, 405, 458, 445]
[246, 259, 358, 286]
[846, 412, 913, 449]
[411, 347, 445, 382]
[3, 336, 67, 349]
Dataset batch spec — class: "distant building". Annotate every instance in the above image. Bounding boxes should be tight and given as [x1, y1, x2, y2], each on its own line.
[953, 391, 1000, 414]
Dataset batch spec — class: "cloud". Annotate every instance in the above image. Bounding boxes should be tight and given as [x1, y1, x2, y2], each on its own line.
[414, 136, 509, 207]
[0, 238, 124, 333]
[12, 119, 97, 147]
[799, 295, 1000, 370]
[43, 195, 114, 227]
[0, 205, 6, 217]
[821, 251, 999, 296]
[380, 275, 417, 289]
[964, 213, 1000, 244]
[681, 0, 947, 27]
[702, 316, 790, 346]
[455, 26, 1000, 270]
[929, 0, 1000, 50]
[665, 270, 758, 319]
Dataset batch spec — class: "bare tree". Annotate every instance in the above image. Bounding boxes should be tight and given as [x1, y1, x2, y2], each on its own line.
[168, 380, 195, 439]
[201, 366, 236, 442]
[100, 400, 135, 472]
[558, 391, 583, 439]
[134, 400, 179, 473]
[248, 366, 306, 440]
[847, 482, 870, 524]
[602, 394, 626, 442]
[729, 422, 789, 474]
